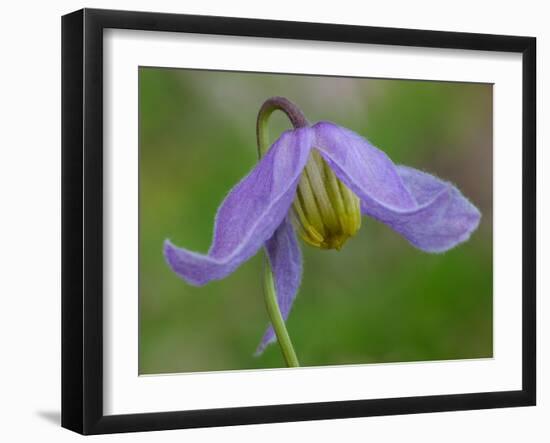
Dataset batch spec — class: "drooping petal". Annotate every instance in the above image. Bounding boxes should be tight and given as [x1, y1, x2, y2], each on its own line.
[381, 165, 482, 252]
[164, 127, 313, 286]
[313, 121, 417, 211]
[256, 218, 303, 355]
[313, 121, 481, 252]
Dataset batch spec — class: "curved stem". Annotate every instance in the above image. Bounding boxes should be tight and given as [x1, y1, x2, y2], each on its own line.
[256, 97, 304, 367]
[262, 258, 300, 367]
[256, 96, 309, 157]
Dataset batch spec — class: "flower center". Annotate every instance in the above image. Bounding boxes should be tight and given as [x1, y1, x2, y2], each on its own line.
[291, 150, 361, 250]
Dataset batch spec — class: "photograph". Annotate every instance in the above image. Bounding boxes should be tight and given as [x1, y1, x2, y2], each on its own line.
[58, 5, 538, 436]
[138, 67, 493, 375]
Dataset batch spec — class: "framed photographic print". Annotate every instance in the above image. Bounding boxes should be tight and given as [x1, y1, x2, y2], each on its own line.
[61, 8, 536, 435]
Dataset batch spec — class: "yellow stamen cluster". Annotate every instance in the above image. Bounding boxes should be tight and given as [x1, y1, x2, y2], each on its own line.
[291, 150, 361, 250]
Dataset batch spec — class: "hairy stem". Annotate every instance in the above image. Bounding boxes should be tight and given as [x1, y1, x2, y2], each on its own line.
[262, 258, 300, 367]
[256, 97, 304, 367]
[256, 96, 309, 157]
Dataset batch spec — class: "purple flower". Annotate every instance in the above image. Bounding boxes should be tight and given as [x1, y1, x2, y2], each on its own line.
[164, 98, 481, 356]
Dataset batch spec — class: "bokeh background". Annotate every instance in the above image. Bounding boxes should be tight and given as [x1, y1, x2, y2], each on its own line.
[139, 67, 492, 374]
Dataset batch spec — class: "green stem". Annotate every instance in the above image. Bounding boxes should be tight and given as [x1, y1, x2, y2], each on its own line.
[256, 97, 306, 367]
[256, 96, 309, 157]
[262, 258, 300, 367]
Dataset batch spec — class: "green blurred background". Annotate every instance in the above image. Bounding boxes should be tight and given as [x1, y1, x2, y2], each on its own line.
[139, 67, 493, 374]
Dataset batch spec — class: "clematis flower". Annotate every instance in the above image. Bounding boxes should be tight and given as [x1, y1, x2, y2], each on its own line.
[164, 97, 481, 358]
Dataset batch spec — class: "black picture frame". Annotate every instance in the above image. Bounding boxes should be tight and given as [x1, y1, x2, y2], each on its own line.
[61, 8, 536, 435]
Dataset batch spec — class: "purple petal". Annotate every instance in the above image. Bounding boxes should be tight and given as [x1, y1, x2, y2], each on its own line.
[381, 165, 482, 252]
[313, 121, 417, 211]
[164, 127, 313, 285]
[256, 218, 303, 355]
[313, 122, 481, 252]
